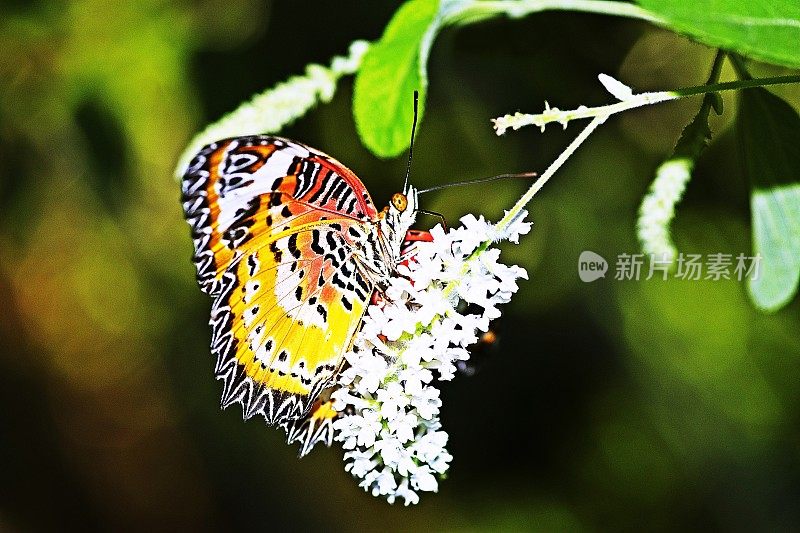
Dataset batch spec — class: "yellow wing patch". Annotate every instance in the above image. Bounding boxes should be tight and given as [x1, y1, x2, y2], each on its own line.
[211, 217, 373, 424]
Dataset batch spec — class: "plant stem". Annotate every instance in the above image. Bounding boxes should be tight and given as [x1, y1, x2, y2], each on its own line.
[495, 115, 607, 232]
[706, 49, 727, 93]
[676, 74, 800, 97]
[728, 53, 753, 81]
[494, 74, 800, 133]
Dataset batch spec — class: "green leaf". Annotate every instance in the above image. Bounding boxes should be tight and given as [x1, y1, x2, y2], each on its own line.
[636, 0, 800, 68]
[737, 87, 800, 311]
[353, 0, 441, 158]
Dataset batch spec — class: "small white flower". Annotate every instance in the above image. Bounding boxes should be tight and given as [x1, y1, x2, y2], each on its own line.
[373, 435, 405, 468]
[391, 479, 420, 506]
[412, 430, 449, 463]
[330, 387, 367, 411]
[376, 382, 409, 420]
[409, 386, 442, 420]
[350, 350, 389, 395]
[373, 467, 398, 496]
[428, 450, 453, 475]
[390, 412, 419, 444]
[397, 366, 433, 396]
[410, 466, 439, 492]
[344, 449, 379, 477]
[498, 208, 533, 243]
[335, 408, 382, 448]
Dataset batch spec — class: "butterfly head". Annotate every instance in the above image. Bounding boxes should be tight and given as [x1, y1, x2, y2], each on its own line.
[391, 192, 408, 212]
[378, 185, 418, 263]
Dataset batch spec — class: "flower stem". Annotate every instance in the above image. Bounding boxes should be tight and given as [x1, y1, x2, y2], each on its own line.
[493, 74, 800, 134]
[675, 74, 800, 97]
[495, 115, 607, 232]
[727, 53, 753, 81]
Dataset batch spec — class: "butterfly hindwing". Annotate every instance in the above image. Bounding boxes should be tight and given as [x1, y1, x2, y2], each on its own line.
[216, 221, 372, 416]
[214, 218, 373, 423]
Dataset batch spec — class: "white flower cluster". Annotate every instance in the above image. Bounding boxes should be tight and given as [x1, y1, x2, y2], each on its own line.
[174, 40, 370, 177]
[637, 157, 693, 265]
[332, 211, 531, 505]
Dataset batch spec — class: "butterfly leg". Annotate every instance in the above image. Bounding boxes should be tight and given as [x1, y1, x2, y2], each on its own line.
[418, 209, 448, 232]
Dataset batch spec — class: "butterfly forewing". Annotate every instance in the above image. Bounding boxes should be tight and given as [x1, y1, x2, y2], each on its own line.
[182, 136, 377, 293]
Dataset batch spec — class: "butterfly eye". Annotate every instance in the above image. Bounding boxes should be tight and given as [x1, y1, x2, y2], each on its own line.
[391, 193, 408, 212]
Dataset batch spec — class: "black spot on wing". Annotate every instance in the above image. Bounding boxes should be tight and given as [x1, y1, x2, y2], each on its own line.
[288, 233, 301, 259]
[311, 229, 324, 254]
[325, 232, 337, 250]
[269, 241, 283, 262]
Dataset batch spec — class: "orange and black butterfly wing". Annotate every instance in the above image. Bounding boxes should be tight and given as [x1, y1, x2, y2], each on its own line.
[182, 135, 378, 294]
[211, 218, 374, 424]
[181, 136, 379, 425]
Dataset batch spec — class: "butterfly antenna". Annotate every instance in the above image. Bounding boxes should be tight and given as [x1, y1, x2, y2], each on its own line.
[418, 172, 537, 194]
[403, 90, 419, 192]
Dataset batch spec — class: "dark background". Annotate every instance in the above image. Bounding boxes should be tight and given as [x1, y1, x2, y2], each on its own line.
[2, 1, 800, 530]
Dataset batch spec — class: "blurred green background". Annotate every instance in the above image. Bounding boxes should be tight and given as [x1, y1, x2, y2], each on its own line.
[2, 1, 799, 531]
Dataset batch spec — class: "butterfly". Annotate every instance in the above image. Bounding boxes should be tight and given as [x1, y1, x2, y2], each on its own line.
[181, 135, 421, 454]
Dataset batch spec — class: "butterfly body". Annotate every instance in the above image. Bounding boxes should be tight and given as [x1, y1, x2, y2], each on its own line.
[181, 135, 417, 433]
